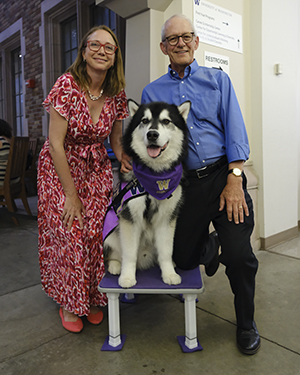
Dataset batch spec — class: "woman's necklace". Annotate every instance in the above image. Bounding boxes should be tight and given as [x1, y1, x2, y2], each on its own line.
[88, 88, 104, 101]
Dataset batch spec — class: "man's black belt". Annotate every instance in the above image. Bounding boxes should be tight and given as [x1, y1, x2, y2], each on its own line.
[187, 155, 228, 179]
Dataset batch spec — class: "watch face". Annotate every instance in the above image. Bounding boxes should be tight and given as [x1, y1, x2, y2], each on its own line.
[233, 168, 242, 177]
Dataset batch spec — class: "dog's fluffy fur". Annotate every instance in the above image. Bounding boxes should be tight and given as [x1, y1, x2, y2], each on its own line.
[104, 100, 191, 288]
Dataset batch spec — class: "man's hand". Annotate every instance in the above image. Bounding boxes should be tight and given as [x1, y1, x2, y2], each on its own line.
[219, 162, 249, 224]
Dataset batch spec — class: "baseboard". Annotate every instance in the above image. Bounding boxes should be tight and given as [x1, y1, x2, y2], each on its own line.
[260, 226, 299, 250]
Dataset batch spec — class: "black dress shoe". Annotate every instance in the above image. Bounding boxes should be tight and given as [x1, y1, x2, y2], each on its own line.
[236, 322, 261, 355]
[204, 231, 220, 277]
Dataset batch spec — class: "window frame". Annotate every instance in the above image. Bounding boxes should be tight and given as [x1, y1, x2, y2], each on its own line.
[0, 19, 26, 136]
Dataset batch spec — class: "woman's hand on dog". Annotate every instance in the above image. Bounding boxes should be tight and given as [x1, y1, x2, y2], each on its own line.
[120, 152, 132, 173]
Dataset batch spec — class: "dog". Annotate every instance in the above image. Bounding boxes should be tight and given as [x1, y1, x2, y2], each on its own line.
[103, 99, 191, 288]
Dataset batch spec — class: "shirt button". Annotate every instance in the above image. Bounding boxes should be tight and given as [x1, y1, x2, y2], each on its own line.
[182, 95, 185, 98]
[190, 126, 193, 129]
[203, 160, 205, 163]
[181, 81, 184, 84]
[196, 142, 199, 145]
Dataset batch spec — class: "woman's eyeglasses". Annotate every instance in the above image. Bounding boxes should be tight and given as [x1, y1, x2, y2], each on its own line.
[86, 40, 118, 55]
[163, 32, 195, 46]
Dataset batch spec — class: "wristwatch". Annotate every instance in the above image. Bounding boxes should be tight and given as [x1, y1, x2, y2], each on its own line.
[228, 168, 242, 177]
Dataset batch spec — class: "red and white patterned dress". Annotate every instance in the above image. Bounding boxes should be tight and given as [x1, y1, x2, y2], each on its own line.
[38, 73, 128, 316]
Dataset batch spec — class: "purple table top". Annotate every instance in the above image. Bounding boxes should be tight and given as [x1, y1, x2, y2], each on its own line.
[99, 266, 203, 292]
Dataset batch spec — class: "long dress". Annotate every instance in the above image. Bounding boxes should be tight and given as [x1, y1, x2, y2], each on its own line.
[38, 73, 128, 316]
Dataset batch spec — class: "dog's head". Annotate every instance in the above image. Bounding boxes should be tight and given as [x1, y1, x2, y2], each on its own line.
[123, 100, 191, 172]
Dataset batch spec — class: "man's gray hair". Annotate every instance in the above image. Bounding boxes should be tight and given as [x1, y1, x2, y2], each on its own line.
[161, 14, 197, 42]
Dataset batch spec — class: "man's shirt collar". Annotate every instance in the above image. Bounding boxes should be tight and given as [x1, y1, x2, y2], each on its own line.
[168, 59, 199, 79]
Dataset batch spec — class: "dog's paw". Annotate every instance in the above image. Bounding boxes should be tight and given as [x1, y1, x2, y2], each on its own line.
[162, 273, 182, 286]
[107, 260, 121, 275]
[118, 274, 137, 288]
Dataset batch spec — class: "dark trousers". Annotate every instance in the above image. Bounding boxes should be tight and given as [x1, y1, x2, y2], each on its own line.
[173, 163, 258, 330]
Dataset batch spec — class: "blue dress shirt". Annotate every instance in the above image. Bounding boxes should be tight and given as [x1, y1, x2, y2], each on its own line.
[141, 59, 249, 170]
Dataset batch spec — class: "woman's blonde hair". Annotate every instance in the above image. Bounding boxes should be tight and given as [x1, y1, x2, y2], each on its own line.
[66, 25, 126, 97]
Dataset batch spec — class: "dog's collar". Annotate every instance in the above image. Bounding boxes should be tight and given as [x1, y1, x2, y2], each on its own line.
[132, 161, 183, 200]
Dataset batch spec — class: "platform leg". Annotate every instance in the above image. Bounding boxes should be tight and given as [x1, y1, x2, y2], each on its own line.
[183, 293, 198, 349]
[107, 292, 122, 347]
[120, 293, 136, 303]
[125, 293, 135, 300]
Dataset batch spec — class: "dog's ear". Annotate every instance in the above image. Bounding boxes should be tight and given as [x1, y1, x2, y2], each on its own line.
[127, 99, 140, 117]
[178, 101, 191, 122]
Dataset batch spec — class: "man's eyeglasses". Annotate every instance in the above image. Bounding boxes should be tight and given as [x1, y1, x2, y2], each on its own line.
[86, 40, 118, 55]
[163, 32, 195, 46]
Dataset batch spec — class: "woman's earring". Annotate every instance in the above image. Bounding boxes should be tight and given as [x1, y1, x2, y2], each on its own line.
[83, 58, 86, 63]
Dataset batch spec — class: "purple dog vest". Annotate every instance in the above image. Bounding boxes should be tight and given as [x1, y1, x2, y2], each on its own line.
[103, 163, 183, 241]
[132, 161, 183, 200]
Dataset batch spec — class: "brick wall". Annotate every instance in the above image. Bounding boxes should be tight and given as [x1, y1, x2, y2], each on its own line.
[0, 0, 44, 138]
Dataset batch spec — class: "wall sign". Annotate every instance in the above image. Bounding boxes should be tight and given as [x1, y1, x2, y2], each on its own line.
[204, 51, 230, 75]
[194, 0, 243, 53]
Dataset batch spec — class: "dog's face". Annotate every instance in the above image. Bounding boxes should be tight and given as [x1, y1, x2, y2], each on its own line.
[123, 100, 190, 172]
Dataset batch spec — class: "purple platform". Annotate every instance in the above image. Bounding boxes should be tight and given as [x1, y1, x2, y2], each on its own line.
[98, 266, 204, 352]
[99, 266, 203, 292]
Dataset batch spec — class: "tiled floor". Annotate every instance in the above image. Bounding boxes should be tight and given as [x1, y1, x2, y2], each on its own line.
[0, 196, 299, 375]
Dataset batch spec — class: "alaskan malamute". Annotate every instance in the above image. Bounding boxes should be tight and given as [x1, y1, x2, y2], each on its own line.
[103, 100, 191, 288]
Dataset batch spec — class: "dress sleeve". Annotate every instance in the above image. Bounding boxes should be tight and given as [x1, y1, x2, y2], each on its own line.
[115, 89, 129, 120]
[43, 74, 76, 121]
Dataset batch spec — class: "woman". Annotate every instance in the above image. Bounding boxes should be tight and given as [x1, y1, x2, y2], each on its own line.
[38, 26, 129, 333]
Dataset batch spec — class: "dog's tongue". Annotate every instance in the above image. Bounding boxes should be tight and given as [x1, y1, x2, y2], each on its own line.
[147, 143, 168, 158]
[147, 146, 161, 158]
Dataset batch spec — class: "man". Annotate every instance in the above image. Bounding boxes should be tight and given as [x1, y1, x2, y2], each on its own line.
[140, 14, 260, 355]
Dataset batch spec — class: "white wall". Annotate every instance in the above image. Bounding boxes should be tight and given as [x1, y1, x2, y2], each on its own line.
[125, 12, 151, 102]
[250, 0, 299, 242]
[149, 9, 165, 82]
[298, 1, 300, 222]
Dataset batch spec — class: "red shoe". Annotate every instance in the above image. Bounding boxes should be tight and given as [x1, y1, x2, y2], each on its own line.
[59, 308, 83, 333]
[87, 309, 104, 325]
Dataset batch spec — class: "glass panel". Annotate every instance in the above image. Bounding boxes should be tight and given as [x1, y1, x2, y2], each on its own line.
[71, 20, 77, 49]
[11, 47, 23, 135]
[65, 52, 71, 70]
[61, 15, 77, 73]
[64, 23, 71, 50]
[72, 49, 77, 64]
[16, 97, 20, 116]
[110, 10, 116, 32]
[16, 116, 21, 135]
[20, 77, 23, 96]
[15, 76, 20, 94]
